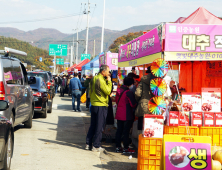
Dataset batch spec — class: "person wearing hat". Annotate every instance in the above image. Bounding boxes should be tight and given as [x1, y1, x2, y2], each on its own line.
[135, 66, 155, 133]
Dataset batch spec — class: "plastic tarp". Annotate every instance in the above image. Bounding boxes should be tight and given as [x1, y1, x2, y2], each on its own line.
[90, 55, 99, 68]
[73, 59, 90, 71]
[181, 7, 222, 24]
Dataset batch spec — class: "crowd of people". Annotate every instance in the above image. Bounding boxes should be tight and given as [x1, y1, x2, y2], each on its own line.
[84, 65, 154, 154]
[53, 65, 153, 154]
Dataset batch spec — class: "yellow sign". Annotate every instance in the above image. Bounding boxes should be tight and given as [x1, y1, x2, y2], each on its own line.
[66, 68, 68, 70]
[165, 52, 222, 61]
[118, 52, 162, 67]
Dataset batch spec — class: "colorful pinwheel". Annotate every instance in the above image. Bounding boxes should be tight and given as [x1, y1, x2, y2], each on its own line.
[150, 78, 167, 96]
[151, 58, 168, 78]
[148, 97, 166, 115]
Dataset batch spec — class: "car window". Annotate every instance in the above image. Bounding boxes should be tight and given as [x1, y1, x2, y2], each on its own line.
[3, 59, 14, 84]
[41, 80, 46, 89]
[27, 73, 49, 83]
[11, 60, 24, 85]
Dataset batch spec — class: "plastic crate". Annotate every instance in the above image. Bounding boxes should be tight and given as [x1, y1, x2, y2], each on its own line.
[164, 126, 199, 136]
[199, 127, 222, 146]
[137, 155, 161, 170]
[138, 134, 163, 159]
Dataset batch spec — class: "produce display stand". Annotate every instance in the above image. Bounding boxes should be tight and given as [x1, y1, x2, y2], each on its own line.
[118, 20, 222, 170]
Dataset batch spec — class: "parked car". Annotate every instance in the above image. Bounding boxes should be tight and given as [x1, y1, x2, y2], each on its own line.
[0, 100, 14, 170]
[29, 77, 50, 118]
[32, 70, 55, 98]
[27, 71, 53, 113]
[0, 47, 35, 128]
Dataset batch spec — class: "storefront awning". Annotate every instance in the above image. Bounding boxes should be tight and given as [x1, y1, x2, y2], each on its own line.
[118, 52, 162, 67]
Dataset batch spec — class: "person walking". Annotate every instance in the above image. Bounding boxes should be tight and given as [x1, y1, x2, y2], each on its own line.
[84, 74, 92, 111]
[69, 73, 82, 112]
[135, 66, 154, 132]
[67, 75, 73, 96]
[115, 77, 137, 153]
[85, 65, 112, 152]
[60, 75, 67, 97]
[54, 74, 60, 94]
[81, 74, 86, 96]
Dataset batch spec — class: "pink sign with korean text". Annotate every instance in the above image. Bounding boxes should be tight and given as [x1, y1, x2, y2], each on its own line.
[106, 53, 118, 70]
[118, 27, 162, 62]
[99, 53, 105, 68]
[165, 142, 212, 170]
[165, 23, 222, 52]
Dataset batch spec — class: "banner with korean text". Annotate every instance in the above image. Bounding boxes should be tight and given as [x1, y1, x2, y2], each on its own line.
[165, 23, 222, 52]
[118, 27, 162, 67]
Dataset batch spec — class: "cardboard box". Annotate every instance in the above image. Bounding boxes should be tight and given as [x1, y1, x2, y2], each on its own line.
[167, 111, 179, 126]
[178, 112, 190, 126]
[191, 112, 203, 127]
[202, 88, 221, 112]
[203, 112, 215, 127]
[215, 112, 222, 127]
[143, 115, 164, 138]
[182, 93, 202, 112]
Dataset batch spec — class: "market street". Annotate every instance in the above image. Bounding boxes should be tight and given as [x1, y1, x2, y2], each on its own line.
[10, 94, 103, 170]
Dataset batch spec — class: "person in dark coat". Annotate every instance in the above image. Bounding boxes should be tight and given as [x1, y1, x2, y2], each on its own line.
[115, 77, 137, 153]
[60, 75, 67, 97]
[106, 71, 114, 125]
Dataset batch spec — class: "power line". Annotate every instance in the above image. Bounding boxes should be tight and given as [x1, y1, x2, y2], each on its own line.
[0, 13, 81, 24]
[76, 4, 83, 28]
[89, 5, 96, 25]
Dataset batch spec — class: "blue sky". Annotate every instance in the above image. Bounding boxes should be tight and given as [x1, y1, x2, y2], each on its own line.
[0, 0, 221, 33]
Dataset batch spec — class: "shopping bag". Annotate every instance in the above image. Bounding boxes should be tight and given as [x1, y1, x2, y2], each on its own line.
[81, 93, 87, 103]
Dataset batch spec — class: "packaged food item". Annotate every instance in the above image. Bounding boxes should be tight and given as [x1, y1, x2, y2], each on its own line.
[178, 112, 190, 126]
[143, 115, 164, 138]
[182, 93, 202, 112]
[215, 112, 222, 127]
[167, 111, 179, 126]
[191, 112, 203, 127]
[202, 88, 221, 112]
[203, 112, 215, 127]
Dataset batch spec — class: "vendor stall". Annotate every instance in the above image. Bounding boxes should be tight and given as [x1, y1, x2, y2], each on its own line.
[68, 59, 90, 75]
[118, 7, 222, 170]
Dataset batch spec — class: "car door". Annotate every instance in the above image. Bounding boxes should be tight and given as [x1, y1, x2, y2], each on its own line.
[11, 60, 28, 124]
[20, 63, 32, 120]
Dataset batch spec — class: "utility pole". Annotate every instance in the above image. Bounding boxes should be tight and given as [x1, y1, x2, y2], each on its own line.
[76, 28, 79, 64]
[70, 46, 73, 67]
[54, 54, 56, 74]
[85, 0, 90, 54]
[72, 31, 75, 64]
[93, 39, 95, 57]
[101, 0, 105, 53]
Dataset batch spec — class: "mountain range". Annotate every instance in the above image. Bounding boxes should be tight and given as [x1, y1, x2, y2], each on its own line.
[0, 24, 158, 57]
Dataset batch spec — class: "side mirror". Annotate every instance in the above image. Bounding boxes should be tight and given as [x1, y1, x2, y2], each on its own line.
[0, 101, 9, 111]
[28, 77, 36, 85]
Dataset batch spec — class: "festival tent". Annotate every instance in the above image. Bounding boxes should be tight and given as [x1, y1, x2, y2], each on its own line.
[73, 59, 90, 71]
[174, 17, 186, 23]
[67, 64, 76, 72]
[181, 7, 222, 24]
[90, 55, 99, 75]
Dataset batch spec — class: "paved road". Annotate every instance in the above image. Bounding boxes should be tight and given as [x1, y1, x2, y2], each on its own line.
[11, 94, 102, 170]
